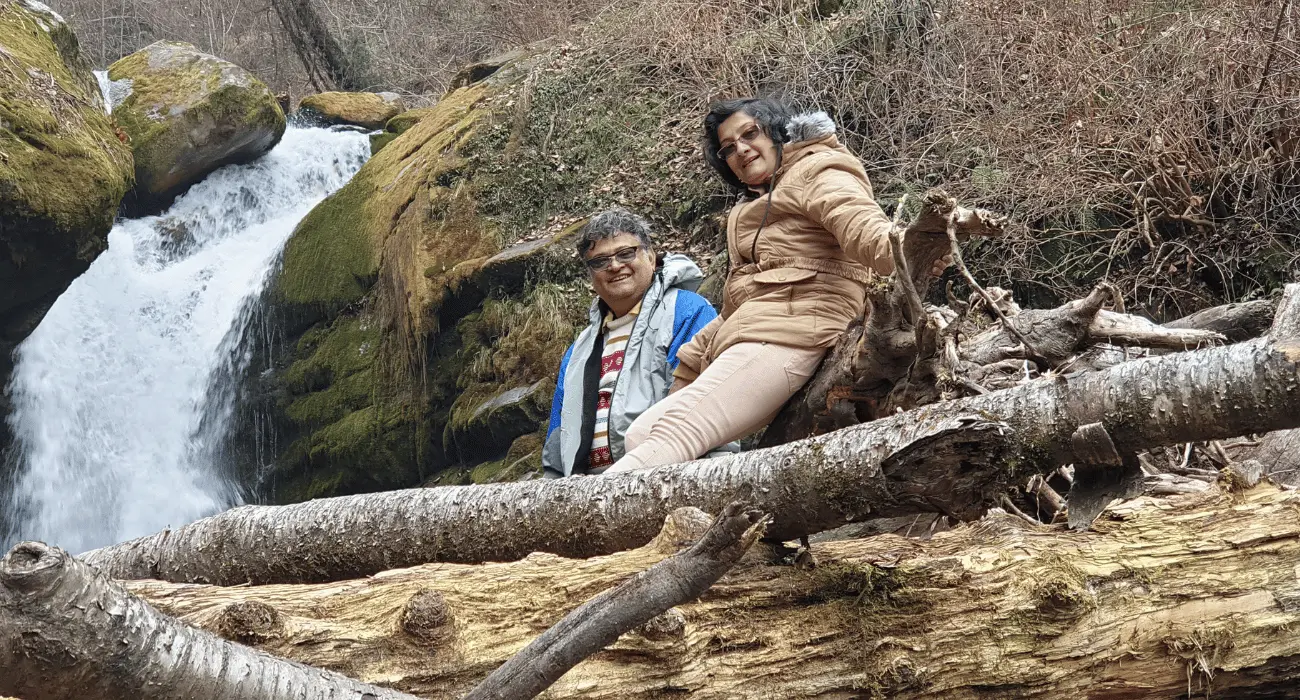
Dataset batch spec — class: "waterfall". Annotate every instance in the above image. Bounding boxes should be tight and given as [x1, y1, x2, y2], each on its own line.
[0, 125, 370, 554]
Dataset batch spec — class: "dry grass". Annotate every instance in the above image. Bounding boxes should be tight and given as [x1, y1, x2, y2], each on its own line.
[51, 0, 1300, 315]
[578, 0, 1300, 316]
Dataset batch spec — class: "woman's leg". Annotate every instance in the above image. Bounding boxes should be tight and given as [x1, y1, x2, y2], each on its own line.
[621, 385, 683, 453]
[606, 342, 825, 472]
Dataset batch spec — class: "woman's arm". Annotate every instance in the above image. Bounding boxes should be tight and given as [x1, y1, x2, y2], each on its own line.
[672, 315, 722, 384]
[797, 156, 896, 276]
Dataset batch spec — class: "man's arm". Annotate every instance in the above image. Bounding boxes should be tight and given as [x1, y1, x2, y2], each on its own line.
[541, 344, 575, 475]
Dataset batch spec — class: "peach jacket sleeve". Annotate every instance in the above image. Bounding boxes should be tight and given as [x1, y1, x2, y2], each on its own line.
[795, 155, 896, 276]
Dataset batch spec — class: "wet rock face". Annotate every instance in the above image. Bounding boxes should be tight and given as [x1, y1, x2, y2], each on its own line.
[0, 0, 134, 452]
[297, 91, 405, 130]
[109, 41, 286, 216]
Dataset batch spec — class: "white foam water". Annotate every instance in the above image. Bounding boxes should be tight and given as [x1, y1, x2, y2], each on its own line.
[2, 126, 370, 553]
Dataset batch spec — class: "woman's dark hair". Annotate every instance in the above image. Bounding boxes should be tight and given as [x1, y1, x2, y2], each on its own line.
[702, 97, 795, 191]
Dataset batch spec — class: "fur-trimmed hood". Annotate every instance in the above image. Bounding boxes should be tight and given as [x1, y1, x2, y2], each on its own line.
[785, 111, 837, 145]
[773, 110, 845, 180]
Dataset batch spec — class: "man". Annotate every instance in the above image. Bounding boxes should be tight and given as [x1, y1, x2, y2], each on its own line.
[543, 208, 721, 477]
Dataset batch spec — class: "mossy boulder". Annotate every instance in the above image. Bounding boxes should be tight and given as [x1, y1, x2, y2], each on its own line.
[298, 91, 405, 130]
[237, 42, 727, 501]
[0, 0, 134, 451]
[109, 41, 285, 215]
[443, 379, 550, 464]
[368, 105, 438, 154]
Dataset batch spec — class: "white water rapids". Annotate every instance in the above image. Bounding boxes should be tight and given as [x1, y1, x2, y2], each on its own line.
[1, 125, 370, 554]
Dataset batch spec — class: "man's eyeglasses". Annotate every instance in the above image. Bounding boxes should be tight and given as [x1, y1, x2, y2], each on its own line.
[585, 245, 642, 271]
[718, 125, 764, 161]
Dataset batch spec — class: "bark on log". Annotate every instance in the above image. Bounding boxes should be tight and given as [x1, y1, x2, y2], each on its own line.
[117, 485, 1300, 699]
[1166, 297, 1279, 342]
[464, 502, 766, 700]
[82, 334, 1300, 585]
[1244, 285, 1300, 485]
[0, 542, 421, 700]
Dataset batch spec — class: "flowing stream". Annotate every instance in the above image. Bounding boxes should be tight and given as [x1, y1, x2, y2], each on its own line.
[1, 118, 369, 554]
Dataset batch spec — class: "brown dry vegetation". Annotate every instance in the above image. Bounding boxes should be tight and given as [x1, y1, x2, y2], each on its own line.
[51, 0, 1300, 316]
[577, 0, 1300, 316]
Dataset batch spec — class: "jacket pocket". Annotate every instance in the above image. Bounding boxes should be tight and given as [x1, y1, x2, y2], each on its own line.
[753, 268, 817, 315]
[752, 268, 818, 284]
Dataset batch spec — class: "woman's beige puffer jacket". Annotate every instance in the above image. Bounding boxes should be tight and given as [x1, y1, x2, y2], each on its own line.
[675, 111, 896, 379]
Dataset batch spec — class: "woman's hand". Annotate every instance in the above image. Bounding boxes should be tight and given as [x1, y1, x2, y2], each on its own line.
[930, 253, 954, 278]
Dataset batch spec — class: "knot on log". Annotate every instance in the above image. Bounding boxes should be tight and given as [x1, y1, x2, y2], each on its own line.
[650, 507, 714, 554]
[401, 588, 452, 643]
[215, 600, 283, 643]
[633, 607, 687, 640]
[0, 542, 65, 595]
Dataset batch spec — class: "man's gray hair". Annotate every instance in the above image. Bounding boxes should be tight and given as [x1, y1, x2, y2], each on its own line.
[576, 207, 654, 257]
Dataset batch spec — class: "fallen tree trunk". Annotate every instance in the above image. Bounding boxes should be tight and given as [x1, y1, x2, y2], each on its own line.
[0, 542, 422, 700]
[112, 485, 1300, 699]
[83, 333, 1300, 585]
[465, 502, 766, 700]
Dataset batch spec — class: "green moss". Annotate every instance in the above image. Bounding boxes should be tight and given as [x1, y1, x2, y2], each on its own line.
[368, 131, 396, 154]
[276, 178, 379, 310]
[275, 83, 491, 313]
[299, 91, 400, 129]
[109, 42, 285, 199]
[0, 2, 132, 250]
[469, 431, 544, 483]
[384, 107, 438, 135]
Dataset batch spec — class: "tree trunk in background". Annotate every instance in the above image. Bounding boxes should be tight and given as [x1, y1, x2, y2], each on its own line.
[0, 543, 420, 700]
[270, 0, 363, 92]
[81, 332, 1300, 586]
[111, 485, 1300, 699]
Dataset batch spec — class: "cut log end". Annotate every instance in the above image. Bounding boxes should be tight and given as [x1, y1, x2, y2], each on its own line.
[401, 589, 453, 643]
[649, 507, 715, 554]
[0, 541, 63, 594]
[215, 600, 283, 644]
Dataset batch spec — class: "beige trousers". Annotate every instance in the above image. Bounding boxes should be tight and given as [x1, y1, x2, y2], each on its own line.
[607, 342, 827, 472]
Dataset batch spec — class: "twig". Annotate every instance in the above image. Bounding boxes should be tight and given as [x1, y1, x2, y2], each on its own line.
[1027, 475, 1065, 519]
[999, 495, 1042, 526]
[464, 503, 768, 700]
[945, 213, 1047, 366]
[888, 194, 928, 351]
[1249, 0, 1293, 114]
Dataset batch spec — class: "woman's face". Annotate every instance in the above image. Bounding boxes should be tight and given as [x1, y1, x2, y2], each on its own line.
[717, 111, 778, 187]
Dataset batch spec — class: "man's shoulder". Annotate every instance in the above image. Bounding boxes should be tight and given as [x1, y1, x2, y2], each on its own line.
[670, 288, 714, 309]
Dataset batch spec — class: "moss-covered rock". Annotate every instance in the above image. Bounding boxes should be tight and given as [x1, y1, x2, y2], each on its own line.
[443, 379, 549, 463]
[368, 106, 438, 154]
[298, 91, 404, 130]
[240, 43, 720, 501]
[0, 0, 134, 451]
[109, 41, 285, 215]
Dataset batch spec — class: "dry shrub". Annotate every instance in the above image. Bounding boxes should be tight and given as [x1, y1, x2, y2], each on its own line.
[585, 0, 1300, 316]
[49, 0, 611, 96]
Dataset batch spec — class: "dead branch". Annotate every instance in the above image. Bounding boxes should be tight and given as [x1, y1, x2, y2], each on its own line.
[463, 502, 767, 700]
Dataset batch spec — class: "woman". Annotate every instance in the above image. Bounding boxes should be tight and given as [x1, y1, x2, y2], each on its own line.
[605, 97, 949, 473]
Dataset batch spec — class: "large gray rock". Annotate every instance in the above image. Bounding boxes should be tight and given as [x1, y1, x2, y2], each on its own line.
[109, 41, 286, 215]
[1, 0, 135, 451]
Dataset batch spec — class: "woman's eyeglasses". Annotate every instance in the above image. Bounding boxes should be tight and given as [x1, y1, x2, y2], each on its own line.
[718, 125, 764, 161]
[585, 245, 642, 271]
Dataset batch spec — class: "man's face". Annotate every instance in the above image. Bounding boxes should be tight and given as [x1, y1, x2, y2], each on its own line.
[585, 233, 655, 310]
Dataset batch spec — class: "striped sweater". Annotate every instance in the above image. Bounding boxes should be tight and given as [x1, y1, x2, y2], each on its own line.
[588, 307, 638, 470]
